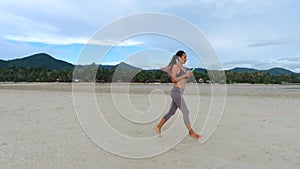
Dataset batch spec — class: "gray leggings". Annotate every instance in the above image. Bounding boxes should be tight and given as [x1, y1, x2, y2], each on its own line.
[163, 87, 190, 125]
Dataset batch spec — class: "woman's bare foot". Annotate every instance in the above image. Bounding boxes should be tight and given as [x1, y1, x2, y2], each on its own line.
[155, 126, 161, 136]
[189, 130, 201, 140]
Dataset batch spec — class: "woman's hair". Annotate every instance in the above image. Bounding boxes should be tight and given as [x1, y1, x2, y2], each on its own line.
[168, 50, 186, 67]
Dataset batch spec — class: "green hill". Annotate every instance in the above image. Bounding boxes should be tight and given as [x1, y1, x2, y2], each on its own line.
[263, 67, 295, 76]
[229, 67, 294, 76]
[0, 53, 296, 76]
[2, 53, 74, 70]
[0, 59, 7, 69]
[115, 62, 142, 71]
[229, 67, 259, 73]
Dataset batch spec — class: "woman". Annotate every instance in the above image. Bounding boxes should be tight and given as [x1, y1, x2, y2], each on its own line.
[155, 50, 201, 140]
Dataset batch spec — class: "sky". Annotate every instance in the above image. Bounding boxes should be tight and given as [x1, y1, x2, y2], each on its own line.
[0, 0, 300, 72]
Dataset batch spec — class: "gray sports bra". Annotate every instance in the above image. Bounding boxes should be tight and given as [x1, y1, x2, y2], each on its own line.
[176, 67, 187, 78]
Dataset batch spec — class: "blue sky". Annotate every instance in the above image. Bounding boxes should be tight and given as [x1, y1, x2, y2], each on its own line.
[0, 0, 299, 72]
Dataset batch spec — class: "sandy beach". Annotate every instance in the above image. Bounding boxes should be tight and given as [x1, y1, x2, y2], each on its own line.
[0, 83, 299, 169]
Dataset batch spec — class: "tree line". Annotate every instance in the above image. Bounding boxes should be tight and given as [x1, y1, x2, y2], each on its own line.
[1, 66, 300, 84]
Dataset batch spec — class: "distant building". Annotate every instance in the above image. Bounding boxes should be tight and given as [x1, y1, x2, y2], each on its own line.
[154, 79, 161, 83]
[72, 78, 80, 83]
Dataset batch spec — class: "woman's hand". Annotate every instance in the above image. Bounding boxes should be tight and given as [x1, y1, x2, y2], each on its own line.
[184, 71, 193, 78]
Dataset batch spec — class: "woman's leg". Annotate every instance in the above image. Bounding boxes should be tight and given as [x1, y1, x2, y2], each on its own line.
[163, 100, 178, 121]
[156, 87, 200, 139]
[171, 90, 190, 125]
[155, 99, 178, 135]
[171, 90, 200, 140]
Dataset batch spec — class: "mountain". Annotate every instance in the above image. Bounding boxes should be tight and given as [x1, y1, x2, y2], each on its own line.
[98, 64, 115, 70]
[229, 67, 259, 73]
[0, 53, 297, 76]
[115, 62, 142, 71]
[228, 67, 294, 76]
[0, 59, 7, 69]
[193, 67, 207, 73]
[263, 67, 295, 76]
[1, 53, 74, 70]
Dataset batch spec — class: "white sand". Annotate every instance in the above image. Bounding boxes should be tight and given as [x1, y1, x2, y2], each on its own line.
[0, 83, 299, 169]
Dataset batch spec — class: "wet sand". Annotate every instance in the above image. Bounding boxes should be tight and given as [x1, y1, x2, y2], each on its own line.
[0, 83, 299, 169]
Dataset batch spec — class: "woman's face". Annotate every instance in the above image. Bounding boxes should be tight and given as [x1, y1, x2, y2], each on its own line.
[179, 54, 187, 64]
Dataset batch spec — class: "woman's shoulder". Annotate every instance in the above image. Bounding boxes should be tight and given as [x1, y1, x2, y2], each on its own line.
[173, 64, 187, 71]
[172, 64, 180, 70]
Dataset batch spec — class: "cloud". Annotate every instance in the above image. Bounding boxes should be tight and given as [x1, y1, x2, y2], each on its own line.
[294, 68, 300, 73]
[209, 32, 243, 51]
[0, 39, 67, 61]
[209, 0, 292, 18]
[277, 56, 300, 62]
[4, 32, 143, 46]
[1, 0, 299, 72]
[100, 61, 121, 65]
[124, 48, 173, 69]
[223, 60, 257, 69]
[4, 34, 87, 45]
[276, 56, 300, 72]
[0, 12, 58, 32]
[89, 39, 144, 47]
[247, 39, 290, 48]
[0, 2, 146, 46]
